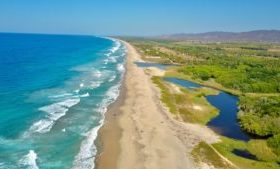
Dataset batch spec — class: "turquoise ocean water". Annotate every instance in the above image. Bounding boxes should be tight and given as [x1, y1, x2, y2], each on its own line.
[0, 33, 126, 169]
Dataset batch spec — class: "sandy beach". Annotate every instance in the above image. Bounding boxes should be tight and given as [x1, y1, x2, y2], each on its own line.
[96, 41, 220, 169]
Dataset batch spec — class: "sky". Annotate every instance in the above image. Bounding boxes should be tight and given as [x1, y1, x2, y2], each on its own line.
[0, 0, 280, 36]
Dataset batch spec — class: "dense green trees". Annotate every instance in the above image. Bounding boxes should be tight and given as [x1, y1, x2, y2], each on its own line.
[238, 96, 280, 156]
[176, 49, 280, 93]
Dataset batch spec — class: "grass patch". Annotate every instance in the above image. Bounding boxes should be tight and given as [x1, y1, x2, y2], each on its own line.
[152, 76, 218, 124]
[247, 140, 279, 162]
[192, 142, 236, 169]
[152, 76, 177, 114]
[212, 137, 280, 169]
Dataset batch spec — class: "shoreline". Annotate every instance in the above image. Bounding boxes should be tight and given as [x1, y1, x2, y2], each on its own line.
[96, 41, 220, 169]
[95, 40, 127, 169]
[95, 62, 126, 169]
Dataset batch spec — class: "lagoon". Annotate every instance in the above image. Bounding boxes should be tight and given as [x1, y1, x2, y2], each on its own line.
[164, 77, 251, 141]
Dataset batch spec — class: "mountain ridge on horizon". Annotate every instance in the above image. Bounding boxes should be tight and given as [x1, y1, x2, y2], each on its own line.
[156, 30, 280, 43]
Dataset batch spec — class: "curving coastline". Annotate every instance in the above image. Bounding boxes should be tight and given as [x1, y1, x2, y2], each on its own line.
[96, 41, 220, 169]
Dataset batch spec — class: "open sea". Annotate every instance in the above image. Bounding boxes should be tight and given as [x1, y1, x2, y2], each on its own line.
[0, 33, 126, 169]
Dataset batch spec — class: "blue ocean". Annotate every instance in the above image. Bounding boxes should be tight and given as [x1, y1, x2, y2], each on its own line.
[0, 33, 126, 169]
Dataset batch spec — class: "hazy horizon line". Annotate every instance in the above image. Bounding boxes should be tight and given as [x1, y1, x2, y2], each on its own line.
[1, 29, 280, 37]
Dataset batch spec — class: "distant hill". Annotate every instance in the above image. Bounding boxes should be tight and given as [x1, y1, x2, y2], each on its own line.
[157, 30, 280, 43]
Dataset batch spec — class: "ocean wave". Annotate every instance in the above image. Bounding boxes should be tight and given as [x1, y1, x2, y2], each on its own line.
[50, 91, 89, 99]
[103, 59, 108, 65]
[104, 52, 110, 57]
[67, 69, 106, 91]
[27, 119, 54, 135]
[25, 99, 80, 136]
[106, 83, 121, 102]
[49, 93, 73, 99]
[19, 150, 39, 169]
[91, 70, 102, 78]
[108, 75, 116, 82]
[103, 38, 122, 57]
[0, 162, 5, 169]
[72, 125, 100, 169]
[72, 69, 116, 91]
[107, 56, 117, 63]
[117, 63, 125, 72]
[89, 81, 102, 89]
[110, 40, 121, 54]
[39, 98, 80, 117]
[72, 82, 122, 169]
[79, 93, 90, 98]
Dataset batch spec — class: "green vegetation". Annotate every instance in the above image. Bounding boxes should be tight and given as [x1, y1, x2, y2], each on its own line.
[168, 44, 280, 93]
[238, 96, 280, 136]
[267, 135, 280, 157]
[237, 95, 280, 159]
[192, 141, 236, 169]
[125, 38, 280, 168]
[152, 76, 218, 124]
[178, 62, 280, 93]
[193, 139, 280, 169]
[247, 139, 278, 162]
[212, 138, 280, 169]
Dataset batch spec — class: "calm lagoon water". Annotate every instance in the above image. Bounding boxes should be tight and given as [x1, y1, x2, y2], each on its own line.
[232, 149, 258, 160]
[0, 33, 126, 169]
[134, 62, 171, 70]
[164, 77, 251, 141]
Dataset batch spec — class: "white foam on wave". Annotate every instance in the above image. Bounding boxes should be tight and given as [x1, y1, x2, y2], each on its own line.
[74, 69, 115, 91]
[104, 52, 110, 57]
[106, 84, 121, 102]
[28, 120, 54, 134]
[72, 125, 100, 169]
[107, 56, 117, 63]
[25, 99, 80, 136]
[19, 150, 39, 169]
[39, 99, 80, 119]
[110, 40, 121, 54]
[92, 70, 102, 78]
[103, 38, 122, 57]
[117, 63, 125, 73]
[89, 81, 102, 89]
[72, 83, 122, 169]
[108, 75, 116, 82]
[121, 52, 126, 57]
[80, 93, 90, 98]
[49, 93, 73, 99]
